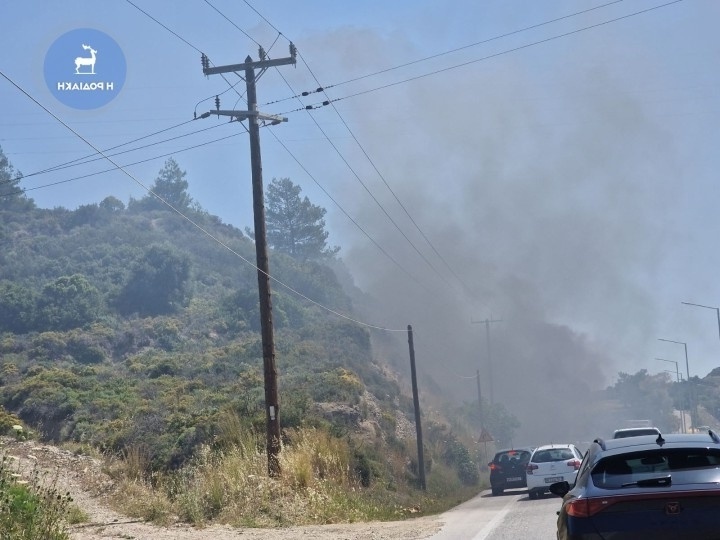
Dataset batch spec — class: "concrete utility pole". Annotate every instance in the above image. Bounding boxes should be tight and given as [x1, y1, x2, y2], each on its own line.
[471, 317, 502, 405]
[201, 44, 296, 477]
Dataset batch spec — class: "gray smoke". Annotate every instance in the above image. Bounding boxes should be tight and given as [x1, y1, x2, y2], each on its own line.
[280, 20, 680, 444]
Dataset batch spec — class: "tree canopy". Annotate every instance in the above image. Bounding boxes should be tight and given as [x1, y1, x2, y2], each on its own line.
[0, 145, 34, 211]
[115, 243, 191, 316]
[132, 158, 193, 212]
[263, 177, 339, 261]
[607, 369, 681, 432]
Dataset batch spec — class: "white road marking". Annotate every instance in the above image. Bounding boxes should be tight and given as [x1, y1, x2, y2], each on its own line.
[471, 495, 517, 540]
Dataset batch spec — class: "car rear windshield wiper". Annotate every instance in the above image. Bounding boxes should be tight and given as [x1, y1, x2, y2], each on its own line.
[621, 475, 672, 488]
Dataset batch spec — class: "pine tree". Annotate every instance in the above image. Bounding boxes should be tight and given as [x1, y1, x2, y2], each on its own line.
[263, 178, 339, 261]
[132, 158, 193, 211]
[0, 145, 34, 211]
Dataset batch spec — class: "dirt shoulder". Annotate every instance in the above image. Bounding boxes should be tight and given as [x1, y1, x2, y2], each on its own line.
[0, 438, 443, 540]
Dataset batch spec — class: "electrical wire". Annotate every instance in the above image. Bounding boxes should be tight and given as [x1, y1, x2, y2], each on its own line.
[203, 0, 262, 47]
[284, 0, 686, 109]
[267, 129, 431, 294]
[124, 0, 245, 102]
[200, 2, 450, 298]
[225, 1, 468, 294]
[0, 130, 243, 197]
[208, 2, 459, 295]
[2, 118, 198, 186]
[3, 122, 229, 188]
[263, 0, 628, 105]
[298, 51, 470, 294]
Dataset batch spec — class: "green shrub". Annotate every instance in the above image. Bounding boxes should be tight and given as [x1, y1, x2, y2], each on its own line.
[0, 455, 73, 540]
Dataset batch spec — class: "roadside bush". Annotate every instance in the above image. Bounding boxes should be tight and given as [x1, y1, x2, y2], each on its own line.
[443, 438, 479, 486]
[0, 455, 73, 539]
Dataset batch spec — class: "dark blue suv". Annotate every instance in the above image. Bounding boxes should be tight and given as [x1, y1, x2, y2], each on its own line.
[549, 431, 720, 539]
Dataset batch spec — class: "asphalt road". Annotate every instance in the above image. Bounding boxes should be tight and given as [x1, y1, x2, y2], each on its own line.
[429, 488, 560, 540]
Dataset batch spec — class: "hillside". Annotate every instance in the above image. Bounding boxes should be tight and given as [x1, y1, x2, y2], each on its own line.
[0, 154, 486, 533]
[0, 199, 390, 466]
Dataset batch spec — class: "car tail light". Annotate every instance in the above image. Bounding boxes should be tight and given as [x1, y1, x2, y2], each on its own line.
[489, 463, 500, 472]
[526, 463, 538, 475]
[566, 459, 581, 470]
[566, 497, 615, 518]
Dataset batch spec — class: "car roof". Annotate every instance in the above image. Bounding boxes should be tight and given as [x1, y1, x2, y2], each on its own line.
[494, 447, 534, 454]
[532, 443, 576, 451]
[591, 432, 720, 456]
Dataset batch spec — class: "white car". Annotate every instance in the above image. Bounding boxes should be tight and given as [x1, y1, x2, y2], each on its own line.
[525, 443, 583, 499]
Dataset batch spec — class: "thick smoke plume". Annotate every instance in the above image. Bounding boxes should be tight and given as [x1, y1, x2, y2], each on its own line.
[283, 19, 680, 444]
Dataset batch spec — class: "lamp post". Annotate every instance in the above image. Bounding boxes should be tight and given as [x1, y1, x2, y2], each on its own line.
[656, 357, 681, 382]
[682, 301, 720, 341]
[656, 357, 685, 433]
[658, 338, 694, 431]
[658, 339, 689, 381]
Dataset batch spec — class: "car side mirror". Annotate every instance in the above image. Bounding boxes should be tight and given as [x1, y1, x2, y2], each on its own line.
[548, 481, 570, 497]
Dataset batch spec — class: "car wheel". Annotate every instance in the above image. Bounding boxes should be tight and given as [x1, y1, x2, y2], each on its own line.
[491, 487, 503, 496]
[528, 489, 538, 500]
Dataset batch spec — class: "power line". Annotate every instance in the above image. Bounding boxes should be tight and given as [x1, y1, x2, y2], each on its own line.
[3, 121, 228, 187]
[264, 0, 628, 106]
[2, 118, 198, 185]
[212, 1, 460, 294]
[279, 0, 685, 111]
[224, 1, 469, 294]
[202, 0, 261, 47]
[0, 130, 243, 197]
[298, 50, 471, 294]
[0, 69, 406, 333]
[124, 0, 245, 101]
[198, 1, 449, 299]
[267, 129, 432, 295]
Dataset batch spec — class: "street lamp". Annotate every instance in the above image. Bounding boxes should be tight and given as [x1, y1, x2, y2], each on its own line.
[656, 357, 686, 433]
[659, 338, 695, 431]
[658, 338, 689, 381]
[656, 357, 681, 382]
[682, 301, 720, 341]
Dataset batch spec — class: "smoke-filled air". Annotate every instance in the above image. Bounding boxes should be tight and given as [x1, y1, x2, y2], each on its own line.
[274, 13, 689, 445]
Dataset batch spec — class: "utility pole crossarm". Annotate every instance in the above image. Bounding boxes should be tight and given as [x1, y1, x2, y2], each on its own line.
[212, 110, 288, 124]
[202, 44, 297, 76]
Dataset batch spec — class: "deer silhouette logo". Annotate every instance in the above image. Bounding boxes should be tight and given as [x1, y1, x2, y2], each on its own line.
[74, 44, 97, 75]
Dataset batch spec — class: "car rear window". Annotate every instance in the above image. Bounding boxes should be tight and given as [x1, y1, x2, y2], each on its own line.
[613, 428, 660, 438]
[532, 448, 575, 463]
[592, 448, 720, 488]
[494, 450, 531, 463]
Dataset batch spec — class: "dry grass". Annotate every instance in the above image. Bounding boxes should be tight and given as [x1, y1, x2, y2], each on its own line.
[105, 425, 479, 528]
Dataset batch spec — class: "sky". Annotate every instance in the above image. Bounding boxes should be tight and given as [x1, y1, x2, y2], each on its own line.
[2, 0, 720, 442]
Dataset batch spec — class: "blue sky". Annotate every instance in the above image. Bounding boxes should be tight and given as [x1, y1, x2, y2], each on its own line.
[2, 0, 720, 434]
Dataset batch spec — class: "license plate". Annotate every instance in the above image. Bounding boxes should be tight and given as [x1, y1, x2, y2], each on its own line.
[507, 476, 522, 482]
[544, 476, 563, 483]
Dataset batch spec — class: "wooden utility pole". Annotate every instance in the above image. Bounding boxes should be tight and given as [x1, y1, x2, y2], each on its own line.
[201, 44, 296, 477]
[471, 316, 502, 405]
[407, 325, 426, 490]
[476, 369, 483, 429]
